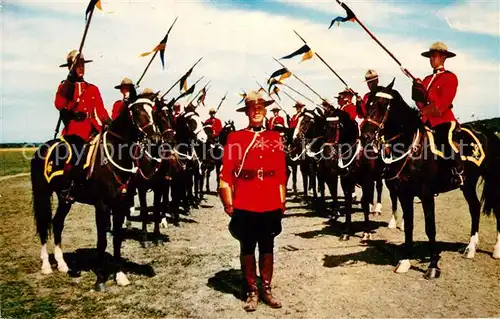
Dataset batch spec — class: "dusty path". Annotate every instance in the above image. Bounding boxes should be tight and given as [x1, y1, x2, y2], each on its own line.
[0, 176, 499, 318]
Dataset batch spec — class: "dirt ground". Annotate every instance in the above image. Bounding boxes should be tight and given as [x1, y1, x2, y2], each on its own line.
[1, 175, 499, 318]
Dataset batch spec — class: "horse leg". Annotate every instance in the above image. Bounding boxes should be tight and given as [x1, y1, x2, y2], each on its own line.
[339, 177, 353, 241]
[153, 187, 164, 245]
[360, 178, 374, 241]
[300, 163, 308, 201]
[421, 193, 441, 279]
[205, 167, 211, 193]
[462, 173, 481, 259]
[216, 163, 221, 189]
[32, 168, 53, 274]
[138, 187, 149, 248]
[112, 202, 129, 287]
[374, 178, 383, 215]
[160, 179, 170, 229]
[95, 202, 110, 291]
[394, 189, 414, 274]
[328, 174, 340, 221]
[387, 182, 400, 230]
[52, 202, 72, 273]
[292, 164, 298, 195]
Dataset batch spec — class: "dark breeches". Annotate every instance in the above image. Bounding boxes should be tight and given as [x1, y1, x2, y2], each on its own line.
[229, 209, 282, 255]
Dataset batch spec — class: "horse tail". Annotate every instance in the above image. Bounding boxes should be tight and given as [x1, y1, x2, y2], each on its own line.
[31, 144, 53, 242]
[479, 128, 500, 217]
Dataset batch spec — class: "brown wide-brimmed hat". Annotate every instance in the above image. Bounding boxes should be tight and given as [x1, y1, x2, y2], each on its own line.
[236, 90, 275, 112]
[364, 69, 378, 83]
[271, 106, 281, 112]
[421, 41, 456, 58]
[209, 108, 216, 114]
[335, 88, 354, 98]
[59, 49, 93, 68]
[114, 77, 135, 89]
[293, 101, 305, 108]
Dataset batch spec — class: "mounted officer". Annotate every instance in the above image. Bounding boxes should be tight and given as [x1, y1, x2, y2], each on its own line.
[204, 108, 223, 138]
[266, 107, 285, 131]
[356, 69, 383, 118]
[288, 101, 305, 130]
[336, 88, 357, 121]
[111, 77, 137, 120]
[412, 41, 463, 186]
[54, 49, 111, 203]
[219, 90, 287, 312]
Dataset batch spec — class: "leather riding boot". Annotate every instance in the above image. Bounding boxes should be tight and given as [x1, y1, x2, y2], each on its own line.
[259, 253, 282, 308]
[241, 255, 258, 312]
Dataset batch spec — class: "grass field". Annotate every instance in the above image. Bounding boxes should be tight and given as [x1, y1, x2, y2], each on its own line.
[0, 148, 36, 176]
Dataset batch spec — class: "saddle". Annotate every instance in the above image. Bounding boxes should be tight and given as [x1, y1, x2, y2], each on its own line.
[425, 122, 485, 167]
[44, 134, 100, 183]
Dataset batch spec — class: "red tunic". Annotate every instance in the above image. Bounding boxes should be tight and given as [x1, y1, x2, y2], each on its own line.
[111, 100, 126, 121]
[204, 117, 223, 137]
[289, 112, 302, 129]
[419, 68, 458, 127]
[173, 110, 181, 125]
[267, 115, 285, 130]
[55, 81, 110, 142]
[341, 102, 357, 121]
[220, 129, 287, 213]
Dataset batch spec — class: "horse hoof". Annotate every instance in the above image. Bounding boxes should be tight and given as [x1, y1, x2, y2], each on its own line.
[115, 271, 130, 286]
[463, 245, 476, 259]
[388, 216, 397, 229]
[94, 282, 106, 292]
[394, 259, 411, 273]
[398, 220, 405, 231]
[58, 263, 69, 273]
[424, 267, 441, 280]
[374, 203, 382, 215]
[339, 234, 350, 241]
[360, 232, 371, 243]
[141, 241, 151, 249]
[41, 265, 53, 275]
[160, 218, 168, 229]
[153, 239, 164, 246]
[125, 220, 132, 230]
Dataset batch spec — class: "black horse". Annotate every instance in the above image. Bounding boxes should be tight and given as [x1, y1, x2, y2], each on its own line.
[130, 96, 180, 245]
[361, 79, 500, 278]
[171, 109, 208, 210]
[202, 120, 235, 193]
[288, 110, 323, 203]
[31, 95, 162, 290]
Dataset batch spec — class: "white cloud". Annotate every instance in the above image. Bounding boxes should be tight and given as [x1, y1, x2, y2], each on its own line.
[438, 0, 500, 37]
[1, 0, 499, 142]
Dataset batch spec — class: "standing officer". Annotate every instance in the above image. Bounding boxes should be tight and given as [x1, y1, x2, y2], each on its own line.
[412, 41, 463, 186]
[204, 108, 223, 138]
[55, 49, 111, 203]
[219, 90, 287, 312]
[111, 77, 137, 120]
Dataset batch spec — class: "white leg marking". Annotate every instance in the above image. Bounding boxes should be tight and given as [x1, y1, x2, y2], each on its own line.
[115, 271, 130, 286]
[394, 259, 411, 273]
[388, 216, 397, 229]
[54, 245, 69, 273]
[464, 232, 479, 259]
[160, 217, 168, 229]
[493, 232, 500, 259]
[375, 203, 382, 214]
[40, 244, 52, 274]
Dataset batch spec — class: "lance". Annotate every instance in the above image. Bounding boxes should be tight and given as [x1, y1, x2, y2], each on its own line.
[215, 91, 228, 113]
[293, 30, 357, 96]
[255, 79, 289, 117]
[160, 57, 203, 100]
[266, 72, 316, 104]
[273, 57, 324, 102]
[54, 0, 98, 139]
[188, 80, 211, 106]
[334, 0, 416, 80]
[174, 76, 204, 103]
[136, 16, 178, 87]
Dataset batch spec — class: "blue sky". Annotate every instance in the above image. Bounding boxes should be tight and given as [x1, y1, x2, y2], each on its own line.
[2, 0, 499, 142]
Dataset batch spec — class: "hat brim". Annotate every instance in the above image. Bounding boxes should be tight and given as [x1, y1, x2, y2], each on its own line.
[363, 76, 379, 83]
[236, 99, 275, 112]
[59, 59, 93, 68]
[421, 50, 456, 58]
[114, 83, 135, 89]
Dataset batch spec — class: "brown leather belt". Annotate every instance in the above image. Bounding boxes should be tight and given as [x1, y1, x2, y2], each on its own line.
[235, 168, 275, 181]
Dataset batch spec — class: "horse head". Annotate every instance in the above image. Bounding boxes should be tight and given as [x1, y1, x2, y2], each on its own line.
[154, 98, 176, 145]
[219, 120, 236, 146]
[176, 110, 208, 144]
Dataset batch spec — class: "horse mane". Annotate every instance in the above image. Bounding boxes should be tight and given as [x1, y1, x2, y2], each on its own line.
[388, 89, 425, 134]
